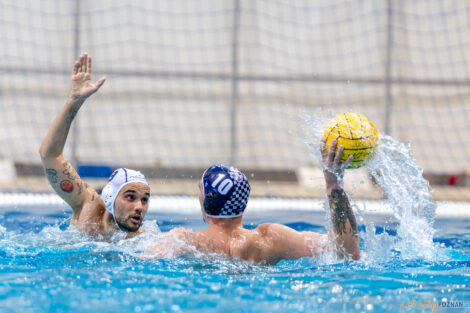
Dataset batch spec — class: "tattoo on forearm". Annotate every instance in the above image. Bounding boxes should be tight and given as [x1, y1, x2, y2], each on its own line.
[66, 105, 80, 123]
[46, 168, 58, 184]
[329, 189, 358, 237]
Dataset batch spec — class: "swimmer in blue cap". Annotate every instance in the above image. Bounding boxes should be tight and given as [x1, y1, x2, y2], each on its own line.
[144, 143, 360, 264]
[39, 53, 150, 238]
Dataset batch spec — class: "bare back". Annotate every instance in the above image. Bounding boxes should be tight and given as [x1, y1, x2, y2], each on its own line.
[156, 223, 328, 265]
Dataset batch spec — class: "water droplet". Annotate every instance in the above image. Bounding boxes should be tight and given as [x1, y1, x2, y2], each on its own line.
[332, 284, 342, 293]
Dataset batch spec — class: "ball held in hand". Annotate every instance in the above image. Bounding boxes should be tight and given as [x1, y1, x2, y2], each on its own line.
[323, 113, 379, 169]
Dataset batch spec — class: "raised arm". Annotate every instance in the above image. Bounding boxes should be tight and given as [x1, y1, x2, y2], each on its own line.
[321, 138, 360, 260]
[39, 53, 106, 215]
[261, 139, 360, 263]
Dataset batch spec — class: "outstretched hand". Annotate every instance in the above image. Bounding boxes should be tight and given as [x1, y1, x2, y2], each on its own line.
[70, 53, 106, 101]
[321, 138, 353, 187]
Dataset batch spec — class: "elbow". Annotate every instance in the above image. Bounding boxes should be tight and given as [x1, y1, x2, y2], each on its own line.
[38, 143, 60, 160]
[341, 249, 360, 262]
[38, 145, 51, 161]
[349, 240, 361, 261]
[351, 250, 360, 261]
[38, 145, 47, 160]
[350, 239, 361, 261]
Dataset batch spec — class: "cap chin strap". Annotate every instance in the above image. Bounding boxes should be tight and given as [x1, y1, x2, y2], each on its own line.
[110, 212, 124, 231]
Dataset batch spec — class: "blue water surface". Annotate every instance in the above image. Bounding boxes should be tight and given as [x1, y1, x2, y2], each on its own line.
[0, 209, 469, 313]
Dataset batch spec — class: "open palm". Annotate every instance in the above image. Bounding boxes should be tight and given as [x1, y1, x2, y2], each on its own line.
[70, 53, 106, 101]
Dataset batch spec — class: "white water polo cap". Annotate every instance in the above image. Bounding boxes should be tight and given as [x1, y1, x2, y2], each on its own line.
[202, 164, 250, 218]
[101, 168, 149, 216]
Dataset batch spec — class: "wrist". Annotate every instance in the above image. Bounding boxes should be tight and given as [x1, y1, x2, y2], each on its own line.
[324, 172, 342, 187]
[326, 183, 343, 194]
[68, 94, 86, 103]
[64, 97, 84, 123]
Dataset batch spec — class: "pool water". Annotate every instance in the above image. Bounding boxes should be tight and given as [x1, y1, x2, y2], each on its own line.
[0, 209, 468, 313]
[1, 132, 469, 313]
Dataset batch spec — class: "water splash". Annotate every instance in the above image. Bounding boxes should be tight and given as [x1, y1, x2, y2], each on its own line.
[0, 219, 162, 258]
[365, 135, 438, 261]
[301, 110, 440, 263]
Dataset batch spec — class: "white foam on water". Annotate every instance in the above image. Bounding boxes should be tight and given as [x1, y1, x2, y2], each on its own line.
[0, 219, 164, 259]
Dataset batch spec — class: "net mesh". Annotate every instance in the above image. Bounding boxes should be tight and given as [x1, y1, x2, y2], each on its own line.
[1, 0, 469, 197]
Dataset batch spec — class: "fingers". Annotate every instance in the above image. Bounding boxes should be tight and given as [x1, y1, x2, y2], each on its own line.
[321, 138, 327, 161]
[327, 139, 337, 164]
[79, 54, 84, 72]
[82, 53, 88, 73]
[72, 60, 80, 75]
[343, 155, 353, 169]
[334, 144, 344, 165]
[93, 76, 106, 90]
[87, 55, 92, 74]
[322, 138, 352, 170]
[73, 53, 90, 74]
[72, 54, 85, 75]
[72, 53, 98, 77]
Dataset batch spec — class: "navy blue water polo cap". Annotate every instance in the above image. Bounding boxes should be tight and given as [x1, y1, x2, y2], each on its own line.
[202, 164, 251, 218]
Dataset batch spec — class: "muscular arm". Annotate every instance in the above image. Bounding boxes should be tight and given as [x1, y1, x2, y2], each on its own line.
[263, 139, 361, 263]
[258, 223, 328, 264]
[322, 139, 360, 260]
[39, 53, 105, 216]
[327, 184, 360, 260]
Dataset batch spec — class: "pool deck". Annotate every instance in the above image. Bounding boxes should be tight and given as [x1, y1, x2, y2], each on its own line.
[1, 174, 469, 202]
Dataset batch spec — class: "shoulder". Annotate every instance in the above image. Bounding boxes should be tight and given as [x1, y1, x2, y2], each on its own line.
[255, 223, 323, 248]
[256, 223, 293, 237]
[166, 227, 195, 242]
[74, 192, 107, 225]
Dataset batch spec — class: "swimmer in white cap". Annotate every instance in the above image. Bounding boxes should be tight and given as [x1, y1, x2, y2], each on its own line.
[39, 53, 150, 237]
[143, 140, 360, 264]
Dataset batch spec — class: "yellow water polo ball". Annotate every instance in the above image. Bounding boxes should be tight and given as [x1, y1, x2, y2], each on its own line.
[323, 113, 379, 169]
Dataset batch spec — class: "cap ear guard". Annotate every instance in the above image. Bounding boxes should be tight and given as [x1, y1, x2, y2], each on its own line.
[101, 184, 115, 214]
[101, 168, 149, 216]
[202, 164, 250, 218]
[203, 191, 223, 216]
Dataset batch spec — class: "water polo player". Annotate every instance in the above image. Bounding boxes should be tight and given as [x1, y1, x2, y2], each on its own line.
[144, 144, 360, 264]
[39, 53, 150, 237]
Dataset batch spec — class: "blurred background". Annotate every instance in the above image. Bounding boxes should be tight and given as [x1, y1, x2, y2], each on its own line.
[0, 0, 469, 201]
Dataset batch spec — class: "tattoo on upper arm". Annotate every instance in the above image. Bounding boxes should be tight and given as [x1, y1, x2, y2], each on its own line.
[46, 168, 58, 184]
[60, 180, 74, 193]
[54, 161, 86, 196]
[76, 181, 83, 195]
[62, 161, 76, 181]
[329, 189, 358, 237]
